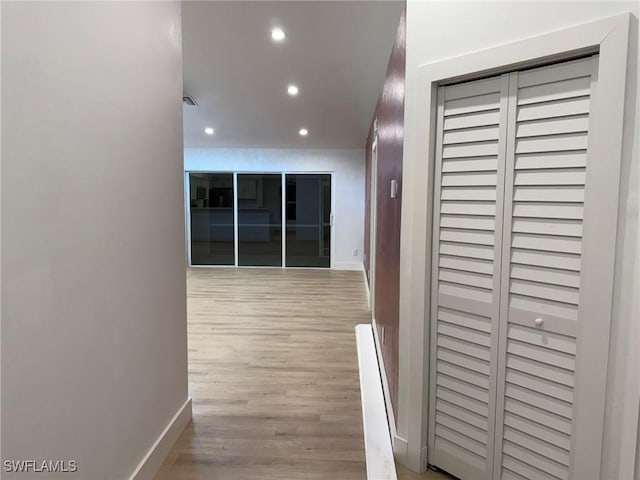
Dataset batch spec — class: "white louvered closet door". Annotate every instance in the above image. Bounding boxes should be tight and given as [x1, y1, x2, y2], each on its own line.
[428, 74, 510, 480]
[429, 55, 606, 480]
[493, 56, 599, 480]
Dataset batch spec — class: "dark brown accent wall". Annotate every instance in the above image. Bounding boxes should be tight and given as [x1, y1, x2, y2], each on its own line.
[364, 6, 405, 422]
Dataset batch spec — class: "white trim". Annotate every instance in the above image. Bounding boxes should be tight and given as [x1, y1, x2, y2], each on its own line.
[333, 261, 363, 271]
[398, 12, 634, 474]
[355, 324, 398, 480]
[372, 318, 396, 435]
[371, 318, 409, 463]
[129, 397, 192, 480]
[369, 139, 378, 312]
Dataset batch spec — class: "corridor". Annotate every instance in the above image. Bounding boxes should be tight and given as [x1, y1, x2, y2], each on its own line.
[156, 268, 370, 479]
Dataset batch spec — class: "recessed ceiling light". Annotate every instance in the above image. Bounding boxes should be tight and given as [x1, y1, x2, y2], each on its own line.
[204, 127, 214, 135]
[299, 128, 308, 136]
[271, 27, 286, 42]
[287, 84, 299, 96]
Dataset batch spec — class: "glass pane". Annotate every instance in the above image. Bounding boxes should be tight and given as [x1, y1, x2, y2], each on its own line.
[237, 174, 282, 266]
[189, 173, 235, 265]
[285, 174, 331, 268]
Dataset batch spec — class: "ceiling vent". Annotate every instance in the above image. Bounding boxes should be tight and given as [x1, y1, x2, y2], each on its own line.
[183, 96, 197, 106]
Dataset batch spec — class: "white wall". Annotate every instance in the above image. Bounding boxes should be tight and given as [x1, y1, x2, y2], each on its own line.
[185, 148, 365, 270]
[399, 1, 639, 475]
[1, 2, 189, 479]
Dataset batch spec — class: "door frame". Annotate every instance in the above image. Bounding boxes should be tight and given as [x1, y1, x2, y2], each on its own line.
[185, 170, 335, 269]
[397, 13, 634, 476]
[369, 137, 379, 314]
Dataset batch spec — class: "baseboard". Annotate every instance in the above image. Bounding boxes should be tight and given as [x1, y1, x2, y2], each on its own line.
[371, 319, 409, 462]
[421, 445, 429, 472]
[395, 435, 409, 463]
[355, 324, 398, 480]
[333, 261, 364, 271]
[371, 318, 396, 436]
[129, 397, 192, 480]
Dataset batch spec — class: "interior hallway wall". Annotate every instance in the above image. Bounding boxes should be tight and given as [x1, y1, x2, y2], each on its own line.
[1, 2, 188, 478]
[399, 1, 639, 474]
[364, 6, 406, 422]
[184, 147, 365, 270]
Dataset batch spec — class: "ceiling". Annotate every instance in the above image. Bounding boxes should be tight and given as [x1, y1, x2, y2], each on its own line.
[182, 1, 404, 149]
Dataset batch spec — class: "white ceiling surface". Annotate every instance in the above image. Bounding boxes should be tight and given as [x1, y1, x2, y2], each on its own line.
[182, 1, 404, 148]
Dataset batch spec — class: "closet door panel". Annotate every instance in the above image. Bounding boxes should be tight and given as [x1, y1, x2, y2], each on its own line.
[493, 56, 599, 480]
[428, 74, 509, 480]
[429, 55, 613, 480]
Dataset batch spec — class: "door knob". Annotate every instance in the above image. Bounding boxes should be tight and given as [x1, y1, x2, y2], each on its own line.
[534, 318, 544, 328]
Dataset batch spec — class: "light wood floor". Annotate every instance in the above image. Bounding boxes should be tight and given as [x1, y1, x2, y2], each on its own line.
[397, 464, 453, 480]
[155, 268, 448, 480]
